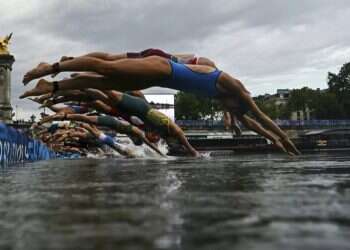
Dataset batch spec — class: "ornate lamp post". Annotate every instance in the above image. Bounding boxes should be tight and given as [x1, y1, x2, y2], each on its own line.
[0, 33, 15, 123]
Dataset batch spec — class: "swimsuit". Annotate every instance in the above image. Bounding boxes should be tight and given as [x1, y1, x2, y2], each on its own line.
[127, 48, 176, 61]
[118, 94, 171, 135]
[66, 104, 89, 114]
[118, 94, 151, 119]
[98, 133, 116, 148]
[158, 60, 222, 97]
[47, 123, 59, 134]
[127, 48, 199, 65]
[78, 134, 103, 148]
[145, 109, 170, 136]
[97, 115, 133, 134]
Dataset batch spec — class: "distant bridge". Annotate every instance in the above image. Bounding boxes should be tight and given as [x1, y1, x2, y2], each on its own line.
[176, 120, 350, 130]
[150, 102, 174, 109]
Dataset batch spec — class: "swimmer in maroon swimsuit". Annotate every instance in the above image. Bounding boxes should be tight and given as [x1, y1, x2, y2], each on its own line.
[56, 48, 216, 68]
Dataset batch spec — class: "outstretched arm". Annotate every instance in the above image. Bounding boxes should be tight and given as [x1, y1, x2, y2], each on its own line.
[130, 127, 164, 156]
[238, 92, 300, 155]
[224, 111, 242, 136]
[80, 123, 135, 157]
[169, 122, 199, 157]
[238, 115, 292, 155]
[223, 111, 231, 130]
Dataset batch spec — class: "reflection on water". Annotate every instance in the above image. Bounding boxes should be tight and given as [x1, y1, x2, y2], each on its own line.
[1, 152, 350, 250]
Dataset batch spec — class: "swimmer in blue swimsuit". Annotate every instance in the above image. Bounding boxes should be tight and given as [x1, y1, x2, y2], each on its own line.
[22, 53, 300, 156]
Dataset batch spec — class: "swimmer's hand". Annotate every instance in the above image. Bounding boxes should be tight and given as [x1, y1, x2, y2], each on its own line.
[30, 122, 39, 130]
[272, 139, 294, 156]
[231, 124, 242, 137]
[191, 150, 201, 157]
[140, 132, 165, 157]
[281, 138, 301, 156]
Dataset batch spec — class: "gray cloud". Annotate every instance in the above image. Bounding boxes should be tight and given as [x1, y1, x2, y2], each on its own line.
[1, 0, 350, 119]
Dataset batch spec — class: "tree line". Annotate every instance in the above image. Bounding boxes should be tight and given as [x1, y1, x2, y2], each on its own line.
[175, 61, 350, 120]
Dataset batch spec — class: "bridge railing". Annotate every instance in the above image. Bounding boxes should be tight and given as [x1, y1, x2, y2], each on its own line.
[176, 119, 350, 130]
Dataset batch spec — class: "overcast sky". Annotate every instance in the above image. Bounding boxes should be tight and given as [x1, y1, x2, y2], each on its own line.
[1, 0, 350, 119]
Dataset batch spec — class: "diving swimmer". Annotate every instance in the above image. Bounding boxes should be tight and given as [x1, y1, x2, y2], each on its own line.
[22, 53, 300, 156]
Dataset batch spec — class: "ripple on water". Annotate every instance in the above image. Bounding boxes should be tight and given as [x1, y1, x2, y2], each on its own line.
[0, 152, 350, 250]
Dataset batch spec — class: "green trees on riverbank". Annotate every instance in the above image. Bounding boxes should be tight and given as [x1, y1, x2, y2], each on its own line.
[175, 62, 350, 120]
[283, 62, 350, 119]
[328, 62, 350, 118]
[174, 92, 221, 120]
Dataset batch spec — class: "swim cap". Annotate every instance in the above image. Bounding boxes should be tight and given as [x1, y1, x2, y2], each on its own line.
[129, 135, 143, 145]
[146, 131, 161, 143]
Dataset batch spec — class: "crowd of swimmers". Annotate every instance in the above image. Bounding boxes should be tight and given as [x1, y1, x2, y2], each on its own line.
[23, 48, 301, 158]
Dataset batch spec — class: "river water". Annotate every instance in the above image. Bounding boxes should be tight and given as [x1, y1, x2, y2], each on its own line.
[1, 152, 350, 250]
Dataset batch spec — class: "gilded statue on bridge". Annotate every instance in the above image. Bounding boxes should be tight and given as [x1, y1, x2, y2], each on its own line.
[0, 33, 12, 55]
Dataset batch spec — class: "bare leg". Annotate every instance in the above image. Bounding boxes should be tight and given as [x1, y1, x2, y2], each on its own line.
[65, 114, 98, 124]
[51, 53, 128, 78]
[60, 53, 127, 63]
[79, 52, 127, 61]
[41, 93, 90, 108]
[23, 56, 171, 85]
[52, 53, 128, 77]
[104, 90, 124, 103]
[21, 75, 130, 98]
[46, 105, 62, 113]
[197, 57, 217, 68]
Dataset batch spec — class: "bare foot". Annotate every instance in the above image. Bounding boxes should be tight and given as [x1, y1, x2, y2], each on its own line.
[28, 97, 42, 104]
[28, 93, 53, 104]
[23, 63, 53, 85]
[70, 72, 102, 78]
[40, 99, 55, 108]
[20, 79, 53, 99]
